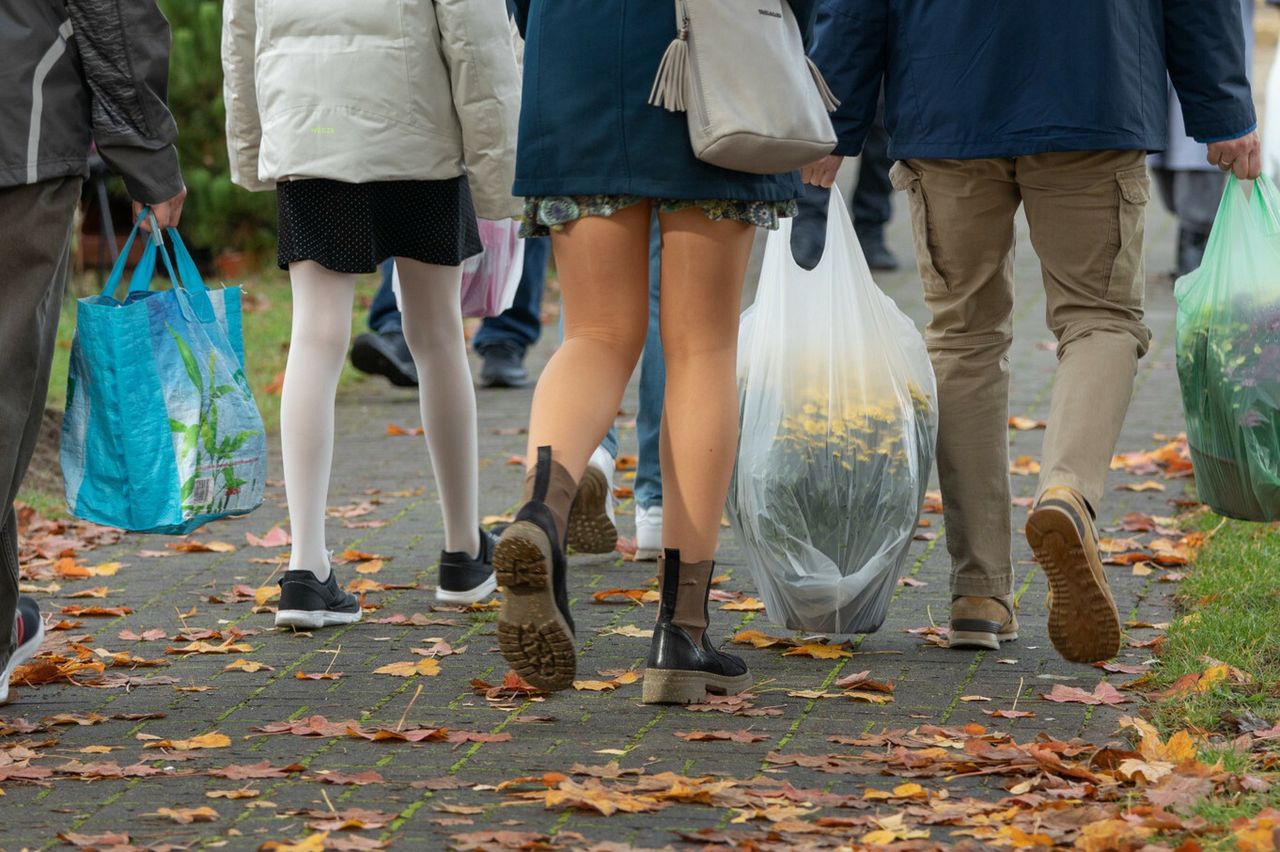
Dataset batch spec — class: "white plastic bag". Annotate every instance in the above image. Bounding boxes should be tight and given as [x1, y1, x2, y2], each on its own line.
[1265, 51, 1280, 181]
[728, 187, 938, 635]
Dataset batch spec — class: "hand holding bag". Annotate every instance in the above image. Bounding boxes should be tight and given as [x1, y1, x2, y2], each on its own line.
[61, 211, 267, 533]
[649, 0, 839, 175]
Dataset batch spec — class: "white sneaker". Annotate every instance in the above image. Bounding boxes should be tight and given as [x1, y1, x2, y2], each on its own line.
[634, 504, 662, 562]
[566, 445, 618, 554]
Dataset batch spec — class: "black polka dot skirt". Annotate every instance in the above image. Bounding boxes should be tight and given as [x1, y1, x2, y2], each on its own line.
[276, 176, 483, 273]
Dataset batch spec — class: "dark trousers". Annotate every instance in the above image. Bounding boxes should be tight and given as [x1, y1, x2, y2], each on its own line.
[851, 97, 893, 238]
[367, 236, 549, 356]
[0, 177, 81, 669]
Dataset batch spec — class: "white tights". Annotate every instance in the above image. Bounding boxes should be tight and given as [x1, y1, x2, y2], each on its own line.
[281, 259, 480, 581]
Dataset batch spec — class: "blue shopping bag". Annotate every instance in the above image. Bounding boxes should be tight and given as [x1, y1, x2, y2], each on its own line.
[61, 211, 266, 533]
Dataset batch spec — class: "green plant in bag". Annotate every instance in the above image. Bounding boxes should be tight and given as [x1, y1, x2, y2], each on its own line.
[1175, 175, 1280, 521]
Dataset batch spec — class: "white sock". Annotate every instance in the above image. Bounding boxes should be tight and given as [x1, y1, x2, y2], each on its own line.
[280, 261, 356, 582]
[395, 258, 480, 558]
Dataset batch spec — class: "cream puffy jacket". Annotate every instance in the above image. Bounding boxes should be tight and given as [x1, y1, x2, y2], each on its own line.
[221, 0, 520, 220]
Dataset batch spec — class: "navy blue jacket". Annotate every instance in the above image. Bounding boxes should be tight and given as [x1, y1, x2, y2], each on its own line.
[511, 0, 817, 201]
[810, 0, 1257, 160]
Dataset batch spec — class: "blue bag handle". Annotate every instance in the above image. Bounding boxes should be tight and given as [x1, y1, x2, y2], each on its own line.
[101, 207, 170, 299]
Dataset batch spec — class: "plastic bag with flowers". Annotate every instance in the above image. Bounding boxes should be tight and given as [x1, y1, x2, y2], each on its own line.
[728, 187, 937, 634]
[1175, 175, 1280, 520]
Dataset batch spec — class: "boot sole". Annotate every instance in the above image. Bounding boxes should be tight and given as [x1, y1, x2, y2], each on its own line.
[1026, 506, 1122, 663]
[641, 668, 754, 705]
[494, 522, 577, 691]
[566, 467, 617, 554]
[275, 609, 362, 631]
[948, 629, 1018, 651]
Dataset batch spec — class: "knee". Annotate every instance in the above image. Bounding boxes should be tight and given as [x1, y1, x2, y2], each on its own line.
[568, 323, 647, 368]
[401, 317, 460, 364]
[1056, 320, 1151, 360]
[290, 322, 350, 363]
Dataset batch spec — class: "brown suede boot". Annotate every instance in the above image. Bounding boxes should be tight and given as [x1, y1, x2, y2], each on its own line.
[641, 549, 752, 704]
[1026, 485, 1122, 663]
[948, 595, 1018, 650]
[494, 447, 579, 691]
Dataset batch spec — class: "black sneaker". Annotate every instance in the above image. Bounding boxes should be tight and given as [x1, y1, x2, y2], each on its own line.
[275, 569, 362, 630]
[351, 330, 419, 388]
[1, 597, 46, 704]
[436, 529, 498, 604]
[478, 343, 529, 388]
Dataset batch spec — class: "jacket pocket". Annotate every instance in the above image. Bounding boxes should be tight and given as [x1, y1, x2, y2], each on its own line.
[1107, 165, 1150, 304]
[889, 160, 947, 294]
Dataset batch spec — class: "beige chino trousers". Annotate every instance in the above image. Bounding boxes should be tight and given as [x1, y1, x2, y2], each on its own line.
[890, 151, 1152, 598]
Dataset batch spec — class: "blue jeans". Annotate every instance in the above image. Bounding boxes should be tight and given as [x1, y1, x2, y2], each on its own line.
[366, 237, 550, 354]
[599, 214, 664, 509]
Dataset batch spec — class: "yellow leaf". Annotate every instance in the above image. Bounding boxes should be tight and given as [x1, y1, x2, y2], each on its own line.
[573, 680, 619, 692]
[720, 597, 766, 612]
[149, 805, 219, 824]
[144, 732, 230, 751]
[374, 659, 440, 677]
[1197, 664, 1230, 692]
[844, 691, 893, 704]
[355, 559, 383, 574]
[1164, 730, 1198, 763]
[861, 830, 899, 845]
[89, 562, 123, 577]
[207, 788, 259, 799]
[732, 629, 793, 649]
[346, 578, 385, 594]
[782, 643, 852, 660]
[254, 586, 278, 607]
[224, 659, 272, 673]
[79, 745, 115, 754]
[1010, 455, 1041, 476]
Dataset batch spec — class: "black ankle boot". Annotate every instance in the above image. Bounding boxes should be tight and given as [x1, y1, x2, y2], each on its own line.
[641, 549, 752, 705]
[494, 447, 577, 691]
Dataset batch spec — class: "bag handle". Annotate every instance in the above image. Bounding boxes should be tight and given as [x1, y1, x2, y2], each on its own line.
[102, 207, 169, 298]
[1249, 174, 1280, 237]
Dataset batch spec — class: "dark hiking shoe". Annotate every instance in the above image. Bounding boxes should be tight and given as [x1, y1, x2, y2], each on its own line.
[351, 331, 418, 387]
[479, 343, 529, 388]
[275, 569, 362, 630]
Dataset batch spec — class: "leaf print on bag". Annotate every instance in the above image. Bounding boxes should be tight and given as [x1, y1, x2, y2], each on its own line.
[166, 324, 265, 519]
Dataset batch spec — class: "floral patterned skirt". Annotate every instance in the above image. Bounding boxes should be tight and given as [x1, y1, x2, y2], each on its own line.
[520, 195, 799, 239]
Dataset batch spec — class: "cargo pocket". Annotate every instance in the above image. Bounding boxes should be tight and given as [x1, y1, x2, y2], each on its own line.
[1107, 165, 1150, 305]
[889, 160, 947, 294]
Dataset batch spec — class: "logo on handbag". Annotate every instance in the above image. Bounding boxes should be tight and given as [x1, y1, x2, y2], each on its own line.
[758, 8, 782, 17]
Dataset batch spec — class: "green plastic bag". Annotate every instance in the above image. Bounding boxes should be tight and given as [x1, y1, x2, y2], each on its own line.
[1175, 175, 1280, 520]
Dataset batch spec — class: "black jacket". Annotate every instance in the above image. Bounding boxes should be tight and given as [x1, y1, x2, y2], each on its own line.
[0, 0, 182, 201]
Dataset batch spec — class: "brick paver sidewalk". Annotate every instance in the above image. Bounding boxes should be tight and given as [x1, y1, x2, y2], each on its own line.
[3, 203, 1190, 850]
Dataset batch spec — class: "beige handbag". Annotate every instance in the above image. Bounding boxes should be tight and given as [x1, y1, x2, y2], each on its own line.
[649, 0, 840, 175]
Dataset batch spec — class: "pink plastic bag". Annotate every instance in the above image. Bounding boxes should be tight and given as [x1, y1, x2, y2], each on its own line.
[462, 220, 524, 318]
[393, 219, 524, 318]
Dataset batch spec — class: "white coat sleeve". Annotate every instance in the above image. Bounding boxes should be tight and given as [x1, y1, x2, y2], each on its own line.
[435, 0, 522, 220]
[221, 0, 273, 191]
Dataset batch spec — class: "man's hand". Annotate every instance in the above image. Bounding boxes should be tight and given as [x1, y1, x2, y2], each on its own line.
[132, 185, 188, 231]
[1207, 131, 1262, 180]
[802, 155, 844, 188]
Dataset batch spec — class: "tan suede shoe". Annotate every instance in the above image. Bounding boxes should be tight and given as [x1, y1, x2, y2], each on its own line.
[1026, 485, 1122, 663]
[949, 595, 1019, 650]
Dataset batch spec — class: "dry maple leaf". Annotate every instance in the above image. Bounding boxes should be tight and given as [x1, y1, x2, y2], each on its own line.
[117, 628, 167, 642]
[167, 640, 253, 655]
[984, 708, 1036, 719]
[1010, 455, 1042, 476]
[834, 670, 894, 693]
[60, 605, 132, 617]
[206, 788, 259, 799]
[295, 670, 343, 681]
[1118, 480, 1165, 492]
[208, 761, 306, 780]
[147, 805, 219, 824]
[470, 670, 545, 701]
[674, 730, 768, 743]
[783, 642, 852, 660]
[144, 732, 230, 751]
[313, 770, 386, 786]
[731, 629, 797, 649]
[1042, 681, 1129, 706]
[224, 659, 272, 673]
[592, 587, 659, 605]
[170, 540, 236, 554]
[245, 526, 291, 548]
[374, 659, 441, 677]
[386, 423, 425, 436]
[346, 724, 449, 743]
[1008, 416, 1047, 431]
[59, 832, 131, 848]
[720, 597, 766, 612]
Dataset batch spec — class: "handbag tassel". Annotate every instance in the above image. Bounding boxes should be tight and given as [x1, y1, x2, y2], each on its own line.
[806, 57, 841, 112]
[648, 23, 690, 112]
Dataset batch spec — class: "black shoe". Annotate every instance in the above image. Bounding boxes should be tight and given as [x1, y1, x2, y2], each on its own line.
[494, 446, 577, 691]
[351, 331, 419, 388]
[478, 343, 529, 388]
[790, 183, 831, 271]
[275, 569, 362, 630]
[1, 597, 45, 704]
[641, 550, 752, 704]
[857, 231, 900, 271]
[437, 529, 498, 604]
